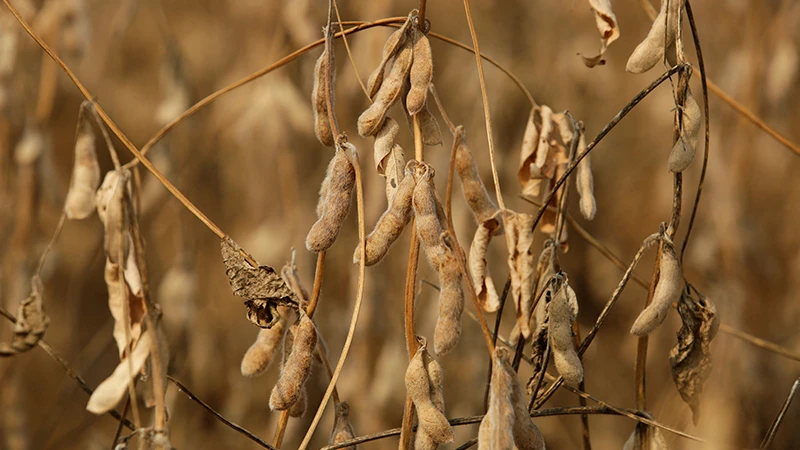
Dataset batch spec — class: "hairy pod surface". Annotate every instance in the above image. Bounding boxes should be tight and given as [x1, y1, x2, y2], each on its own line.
[479, 348, 516, 450]
[413, 164, 447, 269]
[240, 316, 287, 377]
[312, 46, 336, 147]
[406, 26, 433, 115]
[366, 17, 411, 99]
[269, 313, 317, 411]
[434, 250, 464, 356]
[631, 242, 683, 336]
[358, 39, 413, 137]
[455, 127, 500, 226]
[355, 161, 417, 266]
[306, 147, 356, 252]
[549, 283, 583, 386]
[405, 338, 454, 444]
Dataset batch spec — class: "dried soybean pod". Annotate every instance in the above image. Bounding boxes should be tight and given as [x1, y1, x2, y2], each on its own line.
[366, 16, 411, 99]
[288, 385, 307, 418]
[240, 316, 287, 377]
[329, 402, 357, 448]
[631, 242, 682, 336]
[469, 219, 501, 313]
[65, 105, 100, 219]
[499, 350, 546, 450]
[415, 350, 447, 450]
[358, 39, 414, 137]
[406, 25, 433, 115]
[626, 0, 669, 73]
[575, 133, 596, 220]
[312, 46, 336, 147]
[269, 312, 317, 410]
[434, 250, 464, 356]
[306, 146, 356, 252]
[354, 161, 416, 266]
[478, 348, 515, 450]
[549, 284, 583, 386]
[454, 127, 499, 225]
[405, 337, 454, 444]
[413, 163, 447, 269]
[668, 91, 701, 173]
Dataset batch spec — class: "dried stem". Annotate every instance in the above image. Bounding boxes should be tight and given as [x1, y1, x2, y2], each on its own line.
[297, 148, 367, 450]
[168, 376, 276, 450]
[461, 0, 506, 211]
[332, 0, 369, 99]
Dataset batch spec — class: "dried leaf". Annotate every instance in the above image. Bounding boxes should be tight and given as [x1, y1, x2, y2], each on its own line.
[669, 288, 719, 425]
[623, 418, 669, 450]
[0, 276, 49, 356]
[518, 107, 542, 197]
[383, 144, 407, 204]
[220, 237, 298, 328]
[469, 218, 502, 312]
[105, 258, 145, 357]
[374, 117, 400, 175]
[504, 211, 536, 339]
[86, 328, 152, 414]
[582, 0, 620, 68]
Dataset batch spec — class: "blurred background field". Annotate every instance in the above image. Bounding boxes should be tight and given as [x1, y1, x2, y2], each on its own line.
[1, 0, 799, 449]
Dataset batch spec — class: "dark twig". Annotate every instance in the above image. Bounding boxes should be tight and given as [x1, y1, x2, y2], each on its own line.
[759, 378, 800, 448]
[167, 375, 276, 450]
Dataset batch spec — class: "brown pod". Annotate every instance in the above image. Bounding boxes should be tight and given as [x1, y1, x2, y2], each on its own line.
[549, 283, 583, 386]
[288, 385, 307, 418]
[269, 312, 317, 410]
[312, 46, 336, 147]
[434, 250, 464, 356]
[406, 26, 433, 115]
[575, 133, 597, 220]
[413, 163, 447, 269]
[478, 348, 515, 450]
[366, 16, 412, 99]
[499, 349, 546, 450]
[328, 402, 357, 448]
[454, 127, 500, 225]
[354, 161, 417, 266]
[631, 242, 682, 336]
[306, 146, 356, 252]
[405, 337, 454, 444]
[414, 351, 447, 450]
[358, 39, 414, 137]
[668, 90, 701, 173]
[240, 316, 287, 377]
[65, 107, 100, 220]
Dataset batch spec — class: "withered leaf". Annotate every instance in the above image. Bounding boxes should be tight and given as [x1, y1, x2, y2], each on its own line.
[582, 0, 620, 68]
[669, 287, 719, 425]
[0, 276, 49, 356]
[86, 328, 152, 414]
[221, 236, 298, 328]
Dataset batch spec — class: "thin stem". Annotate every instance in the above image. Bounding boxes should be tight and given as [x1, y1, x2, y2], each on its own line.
[35, 213, 65, 275]
[297, 148, 367, 450]
[527, 64, 683, 240]
[168, 376, 276, 450]
[461, 0, 506, 211]
[533, 234, 661, 409]
[111, 396, 131, 448]
[272, 413, 290, 448]
[759, 378, 799, 448]
[399, 113, 426, 450]
[418, 0, 427, 24]
[332, 0, 369, 99]
[573, 325, 592, 450]
[681, 0, 711, 261]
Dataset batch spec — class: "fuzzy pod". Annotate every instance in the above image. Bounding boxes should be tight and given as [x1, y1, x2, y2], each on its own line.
[455, 127, 500, 225]
[358, 39, 414, 137]
[405, 338, 454, 444]
[414, 354, 447, 450]
[269, 312, 317, 411]
[406, 27, 433, 115]
[306, 147, 356, 252]
[329, 402, 357, 448]
[668, 91, 701, 173]
[575, 133, 597, 220]
[65, 115, 100, 220]
[504, 350, 546, 450]
[549, 284, 583, 386]
[469, 219, 501, 313]
[366, 17, 411, 99]
[434, 250, 464, 356]
[312, 46, 336, 147]
[354, 161, 417, 266]
[478, 348, 516, 450]
[288, 385, 307, 418]
[413, 164, 448, 269]
[240, 317, 287, 377]
[623, 421, 669, 450]
[626, 0, 682, 73]
[631, 243, 682, 336]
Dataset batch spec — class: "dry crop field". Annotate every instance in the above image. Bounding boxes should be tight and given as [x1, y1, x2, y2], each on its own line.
[1, 0, 799, 449]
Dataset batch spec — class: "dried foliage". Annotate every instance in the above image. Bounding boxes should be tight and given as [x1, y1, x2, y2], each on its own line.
[0, 276, 48, 356]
